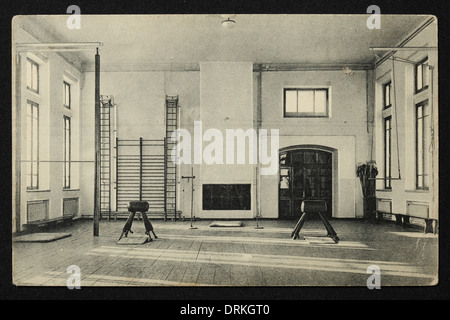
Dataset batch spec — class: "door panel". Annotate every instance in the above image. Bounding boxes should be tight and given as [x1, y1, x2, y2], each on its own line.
[279, 149, 332, 219]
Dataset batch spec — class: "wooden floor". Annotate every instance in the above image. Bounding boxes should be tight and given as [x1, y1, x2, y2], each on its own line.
[12, 218, 438, 287]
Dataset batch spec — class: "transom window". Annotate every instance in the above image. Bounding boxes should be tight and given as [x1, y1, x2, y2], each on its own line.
[26, 58, 39, 93]
[383, 81, 392, 109]
[284, 88, 329, 117]
[63, 81, 71, 109]
[415, 57, 429, 93]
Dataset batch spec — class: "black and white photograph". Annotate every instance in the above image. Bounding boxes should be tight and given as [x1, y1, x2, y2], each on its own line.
[10, 10, 440, 299]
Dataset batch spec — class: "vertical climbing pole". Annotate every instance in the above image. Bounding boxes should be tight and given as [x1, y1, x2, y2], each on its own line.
[94, 48, 101, 236]
[139, 137, 143, 201]
[165, 96, 179, 221]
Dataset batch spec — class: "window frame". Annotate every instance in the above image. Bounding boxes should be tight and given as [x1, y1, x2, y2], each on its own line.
[384, 116, 392, 189]
[63, 81, 71, 109]
[283, 88, 330, 118]
[415, 57, 429, 94]
[26, 58, 39, 94]
[383, 81, 392, 110]
[415, 100, 429, 190]
[26, 100, 39, 190]
[63, 115, 71, 189]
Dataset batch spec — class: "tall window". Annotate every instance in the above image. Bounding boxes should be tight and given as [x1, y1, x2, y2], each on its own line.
[26, 101, 39, 189]
[284, 88, 329, 117]
[63, 81, 71, 109]
[26, 58, 39, 93]
[416, 101, 429, 190]
[415, 57, 429, 93]
[63, 116, 71, 189]
[384, 116, 392, 189]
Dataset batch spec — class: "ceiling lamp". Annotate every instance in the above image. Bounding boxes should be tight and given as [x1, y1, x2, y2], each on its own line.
[221, 14, 236, 29]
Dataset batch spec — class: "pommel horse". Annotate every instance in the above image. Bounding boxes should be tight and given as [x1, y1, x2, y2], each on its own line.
[291, 200, 339, 243]
[118, 201, 158, 242]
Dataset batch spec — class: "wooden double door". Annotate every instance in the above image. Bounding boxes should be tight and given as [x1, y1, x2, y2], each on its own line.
[279, 149, 333, 219]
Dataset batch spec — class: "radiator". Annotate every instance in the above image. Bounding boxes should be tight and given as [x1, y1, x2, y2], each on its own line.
[27, 200, 49, 222]
[63, 198, 79, 217]
[406, 201, 429, 219]
[376, 198, 392, 214]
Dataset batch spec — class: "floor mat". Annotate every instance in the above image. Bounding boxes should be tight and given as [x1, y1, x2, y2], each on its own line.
[303, 236, 337, 244]
[116, 236, 151, 245]
[210, 221, 244, 227]
[14, 233, 72, 243]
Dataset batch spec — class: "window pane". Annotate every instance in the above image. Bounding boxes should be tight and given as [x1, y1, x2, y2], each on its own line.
[298, 90, 314, 113]
[26, 174, 31, 187]
[423, 63, 429, 88]
[385, 133, 390, 172]
[285, 90, 297, 114]
[66, 162, 70, 177]
[32, 161, 38, 175]
[32, 64, 38, 91]
[32, 118, 38, 161]
[64, 83, 71, 107]
[26, 112, 31, 163]
[417, 117, 423, 175]
[64, 83, 67, 105]
[416, 64, 423, 91]
[385, 118, 391, 183]
[417, 176, 423, 188]
[315, 90, 327, 114]
[385, 84, 390, 106]
[26, 61, 32, 88]
[32, 174, 38, 188]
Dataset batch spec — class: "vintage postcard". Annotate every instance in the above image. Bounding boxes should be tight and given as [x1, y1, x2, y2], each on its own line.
[11, 13, 438, 292]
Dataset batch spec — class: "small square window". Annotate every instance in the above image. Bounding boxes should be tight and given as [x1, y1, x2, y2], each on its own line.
[284, 88, 329, 118]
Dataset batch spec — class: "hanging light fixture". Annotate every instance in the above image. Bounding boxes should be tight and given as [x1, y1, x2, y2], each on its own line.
[221, 14, 236, 29]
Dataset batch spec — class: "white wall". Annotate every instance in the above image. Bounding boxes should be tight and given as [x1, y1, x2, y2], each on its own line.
[13, 20, 83, 231]
[197, 62, 255, 219]
[259, 70, 371, 218]
[79, 66, 371, 220]
[79, 70, 200, 217]
[374, 20, 438, 220]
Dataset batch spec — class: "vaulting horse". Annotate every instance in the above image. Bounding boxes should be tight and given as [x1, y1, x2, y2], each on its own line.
[118, 201, 158, 242]
[291, 200, 339, 243]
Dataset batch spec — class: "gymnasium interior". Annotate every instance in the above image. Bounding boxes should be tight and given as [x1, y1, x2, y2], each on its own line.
[12, 14, 438, 288]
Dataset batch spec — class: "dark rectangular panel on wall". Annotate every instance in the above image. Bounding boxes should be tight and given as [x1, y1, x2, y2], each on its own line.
[63, 198, 79, 217]
[27, 200, 49, 222]
[203, 184, 251, 210]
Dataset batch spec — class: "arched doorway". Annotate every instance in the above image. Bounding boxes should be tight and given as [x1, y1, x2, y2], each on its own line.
[279, 147, 333, 219]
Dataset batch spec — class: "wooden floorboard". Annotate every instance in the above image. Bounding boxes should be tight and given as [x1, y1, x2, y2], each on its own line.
[12, 219, 439, 287]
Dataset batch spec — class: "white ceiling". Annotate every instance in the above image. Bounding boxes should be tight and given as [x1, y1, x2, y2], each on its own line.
[18, 14, 430, 71]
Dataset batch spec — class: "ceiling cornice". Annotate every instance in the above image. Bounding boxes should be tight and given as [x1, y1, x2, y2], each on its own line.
[82, 61, 374, 73]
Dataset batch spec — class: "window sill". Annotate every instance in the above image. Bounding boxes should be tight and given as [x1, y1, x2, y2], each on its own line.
[405, 189, 429, 193]
[376, 189, 392, 192]
[26, 189, 50, 193]
[63, 189, 80, 192]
